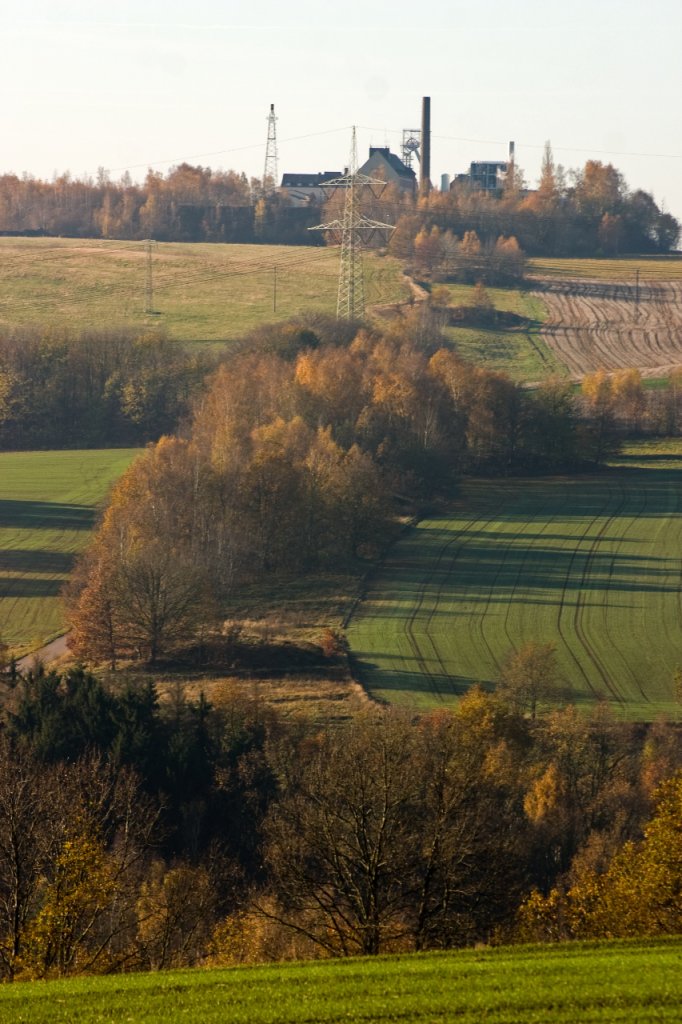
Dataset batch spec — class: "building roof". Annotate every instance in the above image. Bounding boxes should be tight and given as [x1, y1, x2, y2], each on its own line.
[280, 171, 341, 188]
[366, 147, 416, 181]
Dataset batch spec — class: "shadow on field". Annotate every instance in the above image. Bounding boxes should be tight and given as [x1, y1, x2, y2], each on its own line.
[356, 660, 479, 697]
[0, 576, 65, 598]
[0, 550, 75, 574]
[0, 500, 95, 530]
[381, 543, 678, 601]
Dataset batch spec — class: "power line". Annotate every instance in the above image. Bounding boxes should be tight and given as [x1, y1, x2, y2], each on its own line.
[310, 128, 395, 320]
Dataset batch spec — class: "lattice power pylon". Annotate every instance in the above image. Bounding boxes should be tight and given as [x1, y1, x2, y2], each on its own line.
[309, 127, 395, 321]
[263, 103, 279, 194]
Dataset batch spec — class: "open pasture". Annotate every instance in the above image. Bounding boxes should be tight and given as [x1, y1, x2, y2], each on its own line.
[534, 277, 682, 377]
[2, 938, 680, 1024]
[0, 238, 408, 343]
[347, 442, 682, 718]
[0, 449, 138, 657]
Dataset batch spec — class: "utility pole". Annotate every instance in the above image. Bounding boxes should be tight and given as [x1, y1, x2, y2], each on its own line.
[144, 238, 154, 315]
[309, 127, 395, 321]
[273, 265, 277, 313]
[635, 267, 641, 319]
[263, 103, 279, 195]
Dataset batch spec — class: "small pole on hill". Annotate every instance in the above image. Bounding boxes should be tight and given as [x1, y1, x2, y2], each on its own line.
[144, 238, 154, 315]
[634, 267, 640, 320]
[273, 265, 277, 313]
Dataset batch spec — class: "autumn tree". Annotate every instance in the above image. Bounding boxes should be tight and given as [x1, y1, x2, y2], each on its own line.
[581, 369, 619, 462]
[517, 770, 682, 941]
[497, 642, 559, 720]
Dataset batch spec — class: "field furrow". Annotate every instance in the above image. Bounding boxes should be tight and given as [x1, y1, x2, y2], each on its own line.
[534, 278, 682, 376]
[347, 443, 682, 718]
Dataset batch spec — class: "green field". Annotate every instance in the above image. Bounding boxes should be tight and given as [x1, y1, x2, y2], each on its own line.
[529, 255, 682, 281]
[439, 284, 561, 381]
[0, 449, 139, 656]
[2, 939, 680, 1024]
[347, 441, 682, 719]
[0, 238, 409, 343]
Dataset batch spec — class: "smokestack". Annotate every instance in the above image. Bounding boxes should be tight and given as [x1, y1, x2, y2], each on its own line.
[509, 140, 515, 163]
[420, 96, 431, 195]
[440, 173, 451, 193]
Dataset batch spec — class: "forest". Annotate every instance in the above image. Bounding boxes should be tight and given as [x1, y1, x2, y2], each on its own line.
[0, 667, 680, 978]
[0, 150, 678, 255]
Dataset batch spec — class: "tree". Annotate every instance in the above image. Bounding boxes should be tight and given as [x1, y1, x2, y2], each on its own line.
[517, 771, 682, 941]
[497, 642, 559, 720]
[0, 739, 59, 979]
[260, 706, 526, 956]
[581, 370, 619, 462]
[262, 711, 420, 956]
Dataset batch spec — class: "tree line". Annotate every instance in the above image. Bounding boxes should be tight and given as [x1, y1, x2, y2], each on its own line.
[0, 164, 322, 245]
[0, 666, 680, 978]
[0, 327, 216, 450]
[389, 151, 679, 263]
[0, 152, 678, 255]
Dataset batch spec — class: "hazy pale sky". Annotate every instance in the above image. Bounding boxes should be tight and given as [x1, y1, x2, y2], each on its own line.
[3, 0, 681, 223]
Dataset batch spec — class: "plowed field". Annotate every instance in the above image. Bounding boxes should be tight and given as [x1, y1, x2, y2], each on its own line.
[347, 442, 682, 720]
[533, 278, 682, 377]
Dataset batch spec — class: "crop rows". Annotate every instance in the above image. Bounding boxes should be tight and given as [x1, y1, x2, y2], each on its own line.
[533, 278, 682, 376]
[347, 454, 682, 718]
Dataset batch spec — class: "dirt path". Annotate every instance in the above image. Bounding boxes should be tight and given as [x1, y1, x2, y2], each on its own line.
[16, 633, 70, 673]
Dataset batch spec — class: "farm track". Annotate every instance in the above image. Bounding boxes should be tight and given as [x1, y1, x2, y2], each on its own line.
[532, 278, 682, 376]
[347, 456, 682, 717]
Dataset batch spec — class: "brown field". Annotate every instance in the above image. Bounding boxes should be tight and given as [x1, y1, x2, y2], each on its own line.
[532, 278, 682, 377]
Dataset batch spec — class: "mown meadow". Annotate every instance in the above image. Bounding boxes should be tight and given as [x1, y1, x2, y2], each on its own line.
[0, 449, 139, 656]
[2, 939, 680, 1024]
[0, 238, 409, 343]
[347, 440, 682, 718]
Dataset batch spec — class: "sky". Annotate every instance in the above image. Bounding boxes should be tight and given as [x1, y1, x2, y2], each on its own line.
[2, 0, 682, 224]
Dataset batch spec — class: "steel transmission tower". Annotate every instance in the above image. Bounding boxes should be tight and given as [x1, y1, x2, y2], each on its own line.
[309, 127, 394, 321]
[263, 103, 279, 194]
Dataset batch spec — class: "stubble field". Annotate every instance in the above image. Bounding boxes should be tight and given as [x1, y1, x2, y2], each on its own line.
[534, 278, 682, 377]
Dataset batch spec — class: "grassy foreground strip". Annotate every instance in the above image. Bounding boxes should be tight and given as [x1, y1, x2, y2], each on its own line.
[2, 939, 680, 1024]
[0, 238, 408, 343]
[0, 449, 139, 656]
[347, 441, 682, 718]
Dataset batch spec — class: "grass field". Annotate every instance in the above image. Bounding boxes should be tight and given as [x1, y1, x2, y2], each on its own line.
[347, 440, 682, 719]
[2, 938, 680, 1023]
[0, 449, 139, 656]
[0, 238, 409, 343]
[436, 283, 563, 381]
[529, 255, 682, 281]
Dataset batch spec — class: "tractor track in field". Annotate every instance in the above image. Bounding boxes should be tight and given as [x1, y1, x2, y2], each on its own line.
[571, 478, 628, 703]
[532, 278, 682, 376]
[402, 512, 481, 696]
[500, 484, 569, 657]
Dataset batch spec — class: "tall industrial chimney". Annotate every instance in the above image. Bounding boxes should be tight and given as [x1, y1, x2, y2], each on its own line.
[420, 96, 431, 195]
[509, 140, 515, 163]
